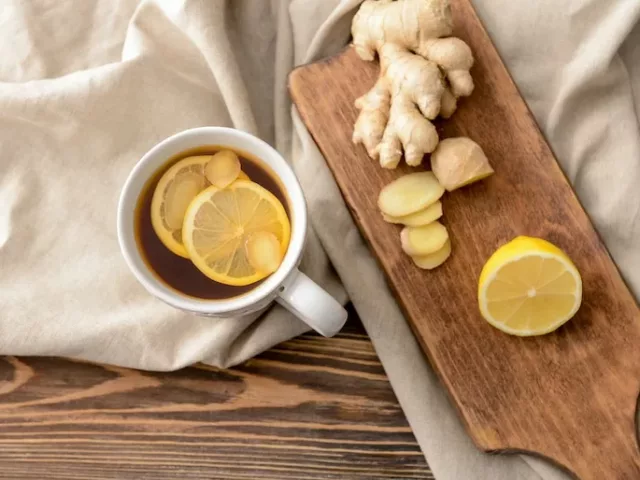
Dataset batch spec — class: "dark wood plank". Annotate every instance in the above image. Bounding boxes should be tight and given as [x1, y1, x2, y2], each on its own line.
[0, 313, 432, 480]
[288, 1, 640, 479]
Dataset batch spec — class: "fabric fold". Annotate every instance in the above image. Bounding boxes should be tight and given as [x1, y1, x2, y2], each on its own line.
[0, 1, 638, 479]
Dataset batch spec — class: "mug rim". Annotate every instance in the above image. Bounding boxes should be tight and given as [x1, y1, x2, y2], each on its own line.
[117, 126, 307, 316]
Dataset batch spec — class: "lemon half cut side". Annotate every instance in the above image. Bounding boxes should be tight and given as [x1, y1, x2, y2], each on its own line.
[478, 236, 582, 336]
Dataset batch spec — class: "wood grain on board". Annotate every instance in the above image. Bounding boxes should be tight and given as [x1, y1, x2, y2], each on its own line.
[0, 315, 432, 480]
[289, 1, 640, 479]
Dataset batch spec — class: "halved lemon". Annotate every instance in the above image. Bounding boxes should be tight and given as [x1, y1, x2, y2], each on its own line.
[182, 180, 290, 286]
[150, 155, 250, 258]
[478, 236, 582, 336]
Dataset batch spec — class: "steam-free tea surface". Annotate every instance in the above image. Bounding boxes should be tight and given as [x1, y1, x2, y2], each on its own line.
[288, 1, 640, 478]
[135, 146, 288, 299]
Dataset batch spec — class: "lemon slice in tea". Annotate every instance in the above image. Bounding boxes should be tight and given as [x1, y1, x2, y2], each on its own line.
[151, 156, 210, 257]
[478, 236, 582, 336]
[182, 180, 291, 286]
[151, 154, 250, 258]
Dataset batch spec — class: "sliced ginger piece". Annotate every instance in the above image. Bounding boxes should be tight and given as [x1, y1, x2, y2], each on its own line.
[401, 221, 448, 256]
[430, 137, 494, 191]
[205, 150, 242, 188]
[382, 201, 442, 227]
[378, 172, 444, 217]
[237, 170, 250, 181]
[411, 239, 451, 270]
[245, 231, 284, 275]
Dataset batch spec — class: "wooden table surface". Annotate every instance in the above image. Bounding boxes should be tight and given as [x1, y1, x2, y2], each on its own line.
[0, 310, 433, 480]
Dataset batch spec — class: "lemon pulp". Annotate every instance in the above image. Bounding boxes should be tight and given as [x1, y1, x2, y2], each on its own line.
[478, 236, 582, 336]
[182, 181, 290, 286]
[150, 155, 251, 258]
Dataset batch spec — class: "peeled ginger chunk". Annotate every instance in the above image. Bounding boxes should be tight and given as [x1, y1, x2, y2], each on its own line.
[205, 150, 242, 188]
[411, 239, 451, 270]
[382, 201, 443, 227]
[430, 137, 493, 192]
[401, 221, 449, 256]
[245, 231, 284, 275]
[378, 172, 445, 217]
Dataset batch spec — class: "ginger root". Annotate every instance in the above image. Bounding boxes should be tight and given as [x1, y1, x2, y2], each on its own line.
[430, 137, 494, 191]
[352, 0, 474, 168]
[164, 174, 203, 230]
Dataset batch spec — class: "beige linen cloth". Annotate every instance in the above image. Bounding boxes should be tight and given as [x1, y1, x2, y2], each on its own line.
[0, 1, 638, 479]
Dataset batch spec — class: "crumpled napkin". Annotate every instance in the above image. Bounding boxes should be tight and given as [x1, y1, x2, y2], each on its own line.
[1, 1, 638, 479]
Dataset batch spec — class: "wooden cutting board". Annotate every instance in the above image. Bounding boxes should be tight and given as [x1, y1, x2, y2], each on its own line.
[288, 1, 640, 479]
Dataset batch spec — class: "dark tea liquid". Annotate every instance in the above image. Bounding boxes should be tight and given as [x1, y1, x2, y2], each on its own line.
[135, 146, 289, 300]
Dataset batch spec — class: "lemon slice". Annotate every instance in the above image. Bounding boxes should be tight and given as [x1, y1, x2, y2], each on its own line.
[150, 155, 250, 257]
[478, 236, 582, 336]
[182, 180, 290, 286]
[151, 156, 211, 257]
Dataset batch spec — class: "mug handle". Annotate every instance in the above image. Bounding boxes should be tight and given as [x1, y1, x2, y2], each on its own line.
[276, 269, 348, 337]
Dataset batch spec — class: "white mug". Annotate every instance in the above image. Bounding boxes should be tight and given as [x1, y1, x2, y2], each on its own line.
[117, 127, 348, 337]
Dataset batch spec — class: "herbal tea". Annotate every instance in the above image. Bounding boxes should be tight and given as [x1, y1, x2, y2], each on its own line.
[135, 146, 290, 300]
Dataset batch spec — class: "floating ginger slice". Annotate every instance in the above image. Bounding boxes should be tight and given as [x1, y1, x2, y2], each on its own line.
[245, 231, 284, 275]
[205, 150, 242, 188]
[378, 172, 444, 217]
[382, 201, 443, 227]
[400, 221, 449, 256]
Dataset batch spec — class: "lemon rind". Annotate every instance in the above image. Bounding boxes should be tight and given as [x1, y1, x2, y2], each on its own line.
[150, 156, 213, 258]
